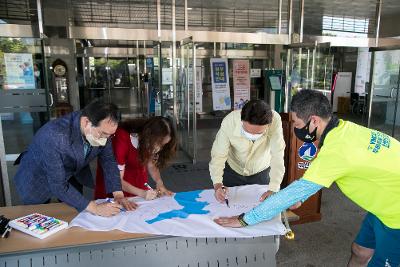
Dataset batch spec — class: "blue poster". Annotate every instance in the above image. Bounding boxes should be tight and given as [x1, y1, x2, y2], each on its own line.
[210, 58, 231, 110]
[146, 57, 154, 69]
[212, 62, 227, 83]
[4, 53, 35, 90]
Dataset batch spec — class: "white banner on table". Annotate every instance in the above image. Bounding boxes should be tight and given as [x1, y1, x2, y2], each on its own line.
[233, 60, 250, 110]
[210, 58, 231, 110]
[70, 185, 286, 238]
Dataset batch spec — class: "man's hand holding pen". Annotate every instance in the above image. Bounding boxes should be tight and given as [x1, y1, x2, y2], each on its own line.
[214, 183, 230, 207]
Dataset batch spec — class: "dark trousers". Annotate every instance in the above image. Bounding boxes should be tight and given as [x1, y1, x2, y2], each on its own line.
[222, 163, 270, 187]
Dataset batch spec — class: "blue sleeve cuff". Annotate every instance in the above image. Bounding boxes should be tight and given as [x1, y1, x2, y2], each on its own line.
[243, 179, 322, 225]
[75, 198, 91, 212]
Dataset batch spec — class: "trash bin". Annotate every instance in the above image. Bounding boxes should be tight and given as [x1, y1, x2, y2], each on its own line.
[337, 96, 350, 114]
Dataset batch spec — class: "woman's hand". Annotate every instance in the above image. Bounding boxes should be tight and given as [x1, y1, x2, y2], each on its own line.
[156, 182, 174, 196]
[142, 189, 158, 200]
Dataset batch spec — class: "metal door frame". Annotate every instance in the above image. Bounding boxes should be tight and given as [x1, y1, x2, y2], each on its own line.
[177, 37, 197, 164]
[152, 42, 163, 115]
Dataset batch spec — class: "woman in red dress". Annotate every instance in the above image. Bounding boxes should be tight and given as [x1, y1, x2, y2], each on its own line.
[95, 116, 177, 204]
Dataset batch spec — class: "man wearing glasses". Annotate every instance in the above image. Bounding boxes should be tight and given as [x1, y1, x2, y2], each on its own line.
[14, 100, 136, 216]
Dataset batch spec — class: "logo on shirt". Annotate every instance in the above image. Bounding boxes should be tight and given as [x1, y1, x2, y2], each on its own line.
[297, 161, 311, 169]
[368, 131, 390, 154]
[298, 142, 317, 161]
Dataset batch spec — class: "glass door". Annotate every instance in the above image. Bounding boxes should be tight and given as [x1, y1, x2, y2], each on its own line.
[152, 42, 162, 116]
[127, 57, 140, 116]
[368, 49, 400, 139]
[289, 43, 333, 92]
[87, 56, 109, 102]
[287, 43, 333, 110]
[290, 46, 313, 91]
[0, 37, 50, 206]
[177, 39, 197, 163]
[84, 52, 144, 118]
[107, 57, 132, 114]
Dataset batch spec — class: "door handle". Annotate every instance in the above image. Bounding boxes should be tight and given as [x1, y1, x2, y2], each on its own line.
[392, 87, 400, 99]
[48, 93, 54, 107]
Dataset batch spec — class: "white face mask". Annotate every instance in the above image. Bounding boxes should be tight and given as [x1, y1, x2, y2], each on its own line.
[241, 126, 263, 141]
[86, 125, 107, 147]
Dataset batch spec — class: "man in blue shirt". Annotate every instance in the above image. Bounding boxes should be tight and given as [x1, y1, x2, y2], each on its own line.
[14, 100, 136, 216]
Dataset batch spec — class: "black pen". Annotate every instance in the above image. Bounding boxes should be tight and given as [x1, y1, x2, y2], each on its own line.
[221, 186, 230, 208]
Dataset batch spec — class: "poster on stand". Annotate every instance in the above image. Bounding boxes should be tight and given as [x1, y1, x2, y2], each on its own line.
[4, 53, 35, 89]
[188, 67, 203, 113]
[210, 58, 231, 110]
[233, 60, 250, 110]
[355, 48, 371, 94]
[195, 67, 203, 113]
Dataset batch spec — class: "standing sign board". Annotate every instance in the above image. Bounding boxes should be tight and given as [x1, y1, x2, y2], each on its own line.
[265, 70, 283, 112]
[195, 67, 203, 113]
[187, 66, 203, 113]
[233, 60, 250, 110]
[355, 48, 371, 94]
[210, 58, 231, 111]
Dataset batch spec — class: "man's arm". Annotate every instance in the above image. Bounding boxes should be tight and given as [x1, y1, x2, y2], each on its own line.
[244, 179, 322, 225]
[99, 141, 136, 211]
[214, 179, 322, 227]
[40, 137, 90, 212]
[209, 121, 231, 185]
[267, 112, 286, 192]
[99, 141, 122, 194]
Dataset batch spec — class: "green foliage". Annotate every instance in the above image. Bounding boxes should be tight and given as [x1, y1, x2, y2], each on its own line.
[0, 38, 29, 54]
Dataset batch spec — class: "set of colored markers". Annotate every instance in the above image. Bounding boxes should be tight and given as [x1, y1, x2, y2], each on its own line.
[9, 213, 68, 239]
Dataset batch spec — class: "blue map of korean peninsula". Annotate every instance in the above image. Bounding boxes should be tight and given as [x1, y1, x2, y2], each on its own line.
[146, 190, 210, 224]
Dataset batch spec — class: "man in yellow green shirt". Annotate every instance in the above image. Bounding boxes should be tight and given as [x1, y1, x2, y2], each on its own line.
[215, 90, 400, 267]
[209, 100, 285, 203]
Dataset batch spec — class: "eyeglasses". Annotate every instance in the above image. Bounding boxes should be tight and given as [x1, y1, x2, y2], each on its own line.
[91, 126, 115, 139]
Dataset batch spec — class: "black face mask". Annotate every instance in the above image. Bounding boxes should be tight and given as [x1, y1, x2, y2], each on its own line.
[294, 120, 317, 143]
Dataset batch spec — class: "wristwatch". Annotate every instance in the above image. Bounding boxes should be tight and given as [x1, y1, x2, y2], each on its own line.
[238, 213, 248, 227]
